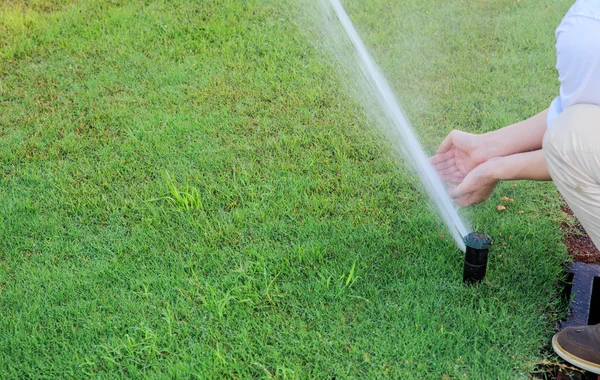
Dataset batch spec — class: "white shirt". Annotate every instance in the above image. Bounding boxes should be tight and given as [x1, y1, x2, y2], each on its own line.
[547, 0, 600, 127]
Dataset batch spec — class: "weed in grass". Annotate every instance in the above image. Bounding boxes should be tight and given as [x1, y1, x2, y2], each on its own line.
[163, 171, 204, 211]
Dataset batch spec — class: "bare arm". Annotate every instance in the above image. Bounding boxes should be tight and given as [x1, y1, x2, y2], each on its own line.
[430, 109, 549, 184]
[448, 150, 550, 207]
[477, 108, 549, 159]
[492, 150, 551, 181]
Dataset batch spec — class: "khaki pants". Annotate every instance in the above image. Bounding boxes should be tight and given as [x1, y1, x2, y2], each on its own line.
[543, 104, 600, 250]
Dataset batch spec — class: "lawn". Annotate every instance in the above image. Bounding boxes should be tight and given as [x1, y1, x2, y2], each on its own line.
[0, 0, 573, 378]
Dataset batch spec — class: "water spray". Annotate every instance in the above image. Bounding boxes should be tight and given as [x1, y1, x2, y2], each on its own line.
[324, 0, 496, 282]
[327, 0, 469, 251]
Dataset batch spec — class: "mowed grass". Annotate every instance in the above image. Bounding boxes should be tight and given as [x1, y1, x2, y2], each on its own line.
[0, 0, 572, 378]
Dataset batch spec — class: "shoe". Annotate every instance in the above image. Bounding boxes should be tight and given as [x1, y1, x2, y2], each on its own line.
[552, 324, 600, 374]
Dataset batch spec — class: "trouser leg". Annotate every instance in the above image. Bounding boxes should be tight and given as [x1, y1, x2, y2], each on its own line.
[543, 104, 600, 250]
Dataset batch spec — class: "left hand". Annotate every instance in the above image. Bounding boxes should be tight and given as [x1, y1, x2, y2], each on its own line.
[448, 159, 501, 207]
[429, 130, 488, 184]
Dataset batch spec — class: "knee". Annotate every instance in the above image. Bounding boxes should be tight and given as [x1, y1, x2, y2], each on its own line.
[542, 129, 561, 172]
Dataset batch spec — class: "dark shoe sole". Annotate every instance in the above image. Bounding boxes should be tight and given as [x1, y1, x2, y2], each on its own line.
[552, 334, 600, 374]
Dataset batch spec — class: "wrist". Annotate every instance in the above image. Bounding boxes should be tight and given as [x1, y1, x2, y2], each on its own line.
[477, 132, 504, 161]
[481, 156, 507, 182]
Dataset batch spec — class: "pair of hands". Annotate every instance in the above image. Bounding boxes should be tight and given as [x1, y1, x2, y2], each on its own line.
[429, 130, 500, 207]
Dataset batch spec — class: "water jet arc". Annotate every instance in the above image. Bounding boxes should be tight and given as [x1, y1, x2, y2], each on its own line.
[327, 0, 469, 251]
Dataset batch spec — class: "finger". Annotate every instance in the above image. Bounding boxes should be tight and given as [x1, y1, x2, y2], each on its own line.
[448, 184, 471, 200]
[429, 150, 454, 165]
[440, 174, 464, 184]
[455, 191, 488, 207]
[453, 194, 475, 208]
[447, 176, 465, 184]
[449, 183, 477, 206]
[439, 166, 459, 175]
[432, 157, 456, 172]
[436, 131, 456, 154]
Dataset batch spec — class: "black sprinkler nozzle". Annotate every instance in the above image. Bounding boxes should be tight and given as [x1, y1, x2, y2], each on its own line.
[463, 232, 492, 284]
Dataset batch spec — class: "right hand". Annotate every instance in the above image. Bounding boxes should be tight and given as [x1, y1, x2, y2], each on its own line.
[429, 130, 488, 184]
[447, 158, 501, 207]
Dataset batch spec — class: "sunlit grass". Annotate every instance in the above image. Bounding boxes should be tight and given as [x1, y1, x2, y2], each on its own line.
[0, 0, 573, 377]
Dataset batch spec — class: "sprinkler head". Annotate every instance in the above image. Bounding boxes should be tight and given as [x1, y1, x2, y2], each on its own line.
[463, 232, 492, 284]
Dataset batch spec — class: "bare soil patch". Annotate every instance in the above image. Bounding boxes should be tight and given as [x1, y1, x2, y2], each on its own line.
[560, 205, 600, 264]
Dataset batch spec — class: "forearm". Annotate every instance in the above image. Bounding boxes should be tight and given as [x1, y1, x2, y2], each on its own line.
[490, 150, 551, 181]
[479, 108, 549, 159]
[445, 149, 550, 207]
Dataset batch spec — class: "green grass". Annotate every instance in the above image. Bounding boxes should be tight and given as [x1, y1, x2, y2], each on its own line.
[0, 0, 573, 377]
